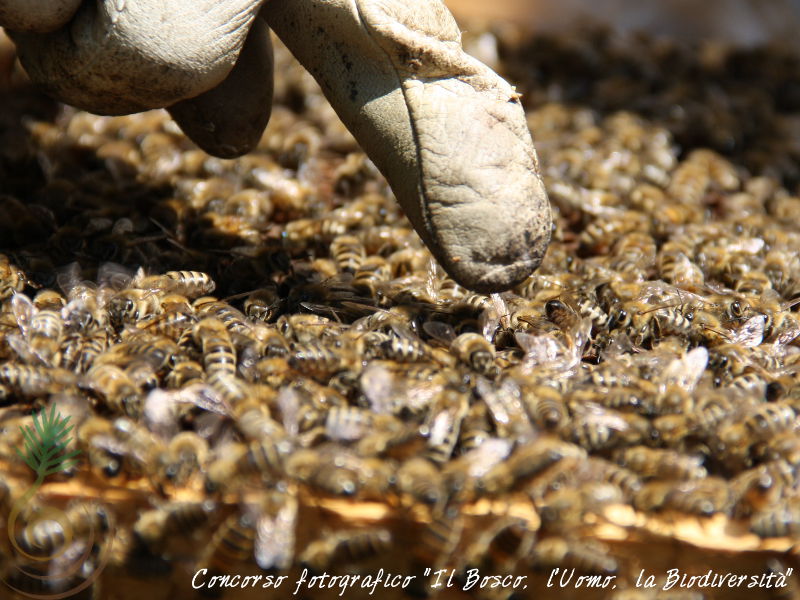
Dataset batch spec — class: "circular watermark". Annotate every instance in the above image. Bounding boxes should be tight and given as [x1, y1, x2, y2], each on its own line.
[3, 406, 115, 599]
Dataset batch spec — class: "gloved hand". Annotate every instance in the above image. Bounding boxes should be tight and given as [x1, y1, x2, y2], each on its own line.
[0, 0, 551, 293]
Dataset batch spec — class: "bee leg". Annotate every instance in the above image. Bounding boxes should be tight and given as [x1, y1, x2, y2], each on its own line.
[263, 0, 551, 293]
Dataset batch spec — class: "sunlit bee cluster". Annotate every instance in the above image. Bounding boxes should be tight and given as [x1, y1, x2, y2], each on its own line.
[1, 26, 800, 599]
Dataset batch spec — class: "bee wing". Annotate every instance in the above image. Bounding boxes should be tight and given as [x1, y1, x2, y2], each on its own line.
[464, 437, 513, 478]
[341, 301, 389, 324]
[91, 433, 129, 455]
[731, 315, 766, 347]
[580, 403, 630, 432]
[479, 307, 501, 343]
[48, 539, 93, 589]
[277, 386, 301, 437]
[422, 320, 456, 345]
[726, 237, 765, 254]
[660, 346, 708, 391]
[5, 333, 42, 366]
[570, 317, 593, 352]
[637, 282, 708, 308]
[360, 363, 399, 415]
[254, 498, 297, 571]
[143, 389, 181, 438]
[517, 332, 568, 369]
[56, 261, 84, 295]
[773, 322, 800, 346]
[10, 293, 35, 336]
[361, 362, 441, 415]
[174, 382, 229, 416]
[97, 262, 135, 291]
[389, 322, 420, 342]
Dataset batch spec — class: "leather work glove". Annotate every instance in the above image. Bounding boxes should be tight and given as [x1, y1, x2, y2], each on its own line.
[0, 0, 551, 293]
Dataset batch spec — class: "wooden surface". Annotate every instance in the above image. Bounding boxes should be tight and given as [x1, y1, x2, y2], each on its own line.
[1, 463, 798, 600]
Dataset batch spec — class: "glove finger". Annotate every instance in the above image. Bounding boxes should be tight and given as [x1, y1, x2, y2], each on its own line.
[9, 0, 266, 114]
[0, 0, 81, 33]
[264, 0, 551, 293]
[168, 17, 273, 159]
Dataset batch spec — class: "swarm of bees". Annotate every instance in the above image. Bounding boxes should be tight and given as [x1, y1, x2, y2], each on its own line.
[1, 24, 800, 600]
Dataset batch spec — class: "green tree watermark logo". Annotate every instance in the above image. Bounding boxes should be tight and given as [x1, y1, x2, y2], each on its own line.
[4, 406, 113, 599]
[16, 405, 81, 481]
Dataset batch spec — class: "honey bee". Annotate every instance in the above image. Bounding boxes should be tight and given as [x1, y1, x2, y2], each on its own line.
[133, 500, 217, 553]
[359, 361, 446, 417]
[522, 384, 569, 431]
[558, 480, 626, 521]
[33, 288, 66, 311]
[329, 234, 366, 274]
[0, 253, 26, 300]
[18, 500, 110, 556]
[456, 401, 493, 453]
[423, 388, 468, 464]
[530, 536, 618, 574]
[730, 460, 796, 518]
[479, 437, 587, 495]
[242, 490, 295, 573]
[61, 289, 109, 338]
[461, 516, 535, 575]
[193, 318, 237, 377]
[378, 325, 433, 363]
[285, 447, 379, 497]
[667, 159, 710, 205]
[397, 457, 445, 507]
[194, 298, 253, 338]
[663, 477, 733, 516]
[689, 393, 736, 436]
[300, 528, 392, 572]
[107, 288, 161, 327]
[751, 429, 800, 465]
[351, 256, 392, 296]
[158, 431, 209, 487]
[750, 501, 800, 538]
[413, 507, 464, 569]
[565, 402, 648, 452]
[205, 439, 289, 492]
[657, 250, 705, 289]
[324, 405, 375, 442]
[83, 364, 142, 418]
[277, 312, 335, 343]
[609, 232, 657, 275]
[198, 509, 257, 573]
[162, 271, 216, 298]
[476, 376, 536, 441]
[164, 359, 204, 388]
[111, 416, 165, 476]
[289, 338, 348, 380]
[742, 402, 796, 441]
[0, 362, 77, 398]
[573, 290, 610, 332]
[137, 309, 196, 340]
[243, 287, 282, 323]
[10, 293, 65, 366]
[631, 480, 675, 512]
[578, 457, 643, 499]
[61, 330, 109, 374]
[232, 397, 286, 445]
[613, 446, 707, 480]
[120, 333, 179, 373]
[580, 211, 649, 254]
[425, 321, 496, 375]
[76, 416, 123, 477]
[284, 217, 347, 249]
